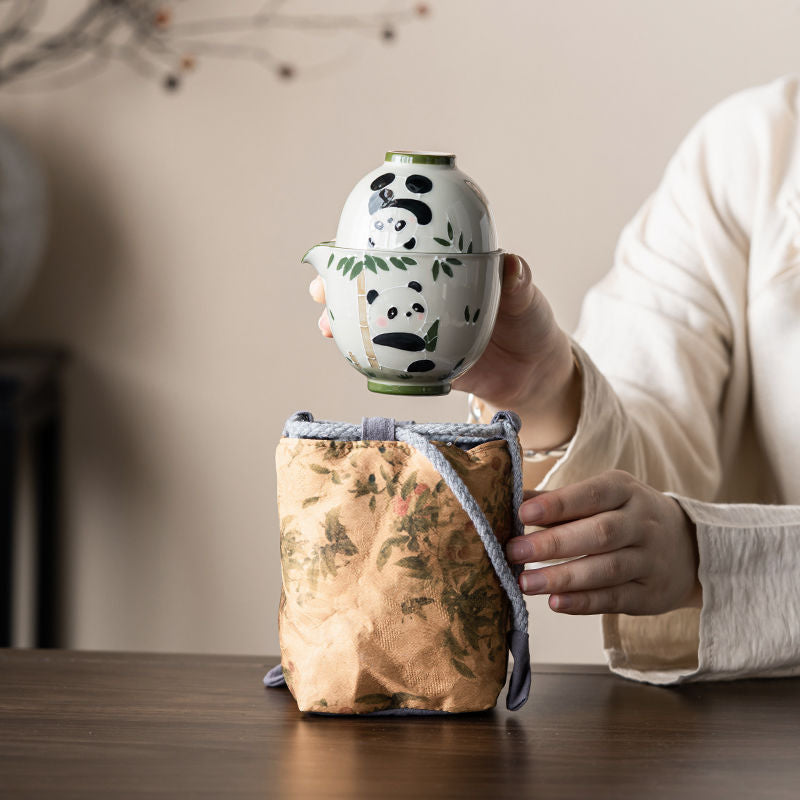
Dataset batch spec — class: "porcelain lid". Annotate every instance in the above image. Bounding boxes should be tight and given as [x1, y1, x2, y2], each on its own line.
[335, 151, 497, 254]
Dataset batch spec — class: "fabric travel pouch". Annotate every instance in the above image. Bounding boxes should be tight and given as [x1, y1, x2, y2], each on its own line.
[264, 410, 531, 714]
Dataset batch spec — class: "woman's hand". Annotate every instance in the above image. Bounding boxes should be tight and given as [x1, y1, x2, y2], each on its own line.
[309, 275, 333, 338]
[450, 254, 574, 417]
[507, 469, 702, 615]
[309, 253, 581, 449]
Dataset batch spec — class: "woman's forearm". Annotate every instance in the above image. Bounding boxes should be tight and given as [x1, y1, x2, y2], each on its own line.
[478, 331, 582, 450]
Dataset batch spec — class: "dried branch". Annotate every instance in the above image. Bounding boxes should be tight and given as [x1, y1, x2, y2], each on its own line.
[0, 0, 430, 92]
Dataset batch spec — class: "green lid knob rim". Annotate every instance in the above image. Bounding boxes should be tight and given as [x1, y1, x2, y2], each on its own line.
[385, 151, 455, 166]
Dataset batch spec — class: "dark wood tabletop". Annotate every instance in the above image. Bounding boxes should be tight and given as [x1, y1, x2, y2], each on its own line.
[1, 649, 798, 799]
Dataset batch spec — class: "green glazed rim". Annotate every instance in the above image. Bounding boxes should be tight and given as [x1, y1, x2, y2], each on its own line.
[385, 151, 455, 166]
[368, 380, 451, 396]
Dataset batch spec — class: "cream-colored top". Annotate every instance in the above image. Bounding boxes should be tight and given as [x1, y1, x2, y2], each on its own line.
[539, 75, 800, 684]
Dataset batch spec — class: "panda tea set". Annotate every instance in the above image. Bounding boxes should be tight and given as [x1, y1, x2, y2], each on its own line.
[302, 150, 503, 396]
[269, 152, 532, 715]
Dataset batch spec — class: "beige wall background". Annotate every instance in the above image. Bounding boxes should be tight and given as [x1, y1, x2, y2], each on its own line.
[2, 0, 799, 662]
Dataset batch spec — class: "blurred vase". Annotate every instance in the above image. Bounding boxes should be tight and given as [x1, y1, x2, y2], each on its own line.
[0, 124, 48, 320]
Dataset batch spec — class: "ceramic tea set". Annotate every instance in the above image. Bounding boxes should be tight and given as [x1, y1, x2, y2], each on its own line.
[303, 150, 503, 395]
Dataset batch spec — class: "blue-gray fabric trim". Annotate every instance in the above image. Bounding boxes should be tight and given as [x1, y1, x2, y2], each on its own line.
[506, 630, 532, 711]
[361, 416, 396, 442]
[264, 663, 286, 688]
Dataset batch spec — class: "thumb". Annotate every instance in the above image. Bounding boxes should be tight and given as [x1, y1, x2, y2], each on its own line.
[499, 253, 539, 319]
[493, 253, 558, 354]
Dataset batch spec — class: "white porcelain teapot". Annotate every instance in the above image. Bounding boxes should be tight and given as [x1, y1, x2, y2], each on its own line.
[303, 151, 503, 396]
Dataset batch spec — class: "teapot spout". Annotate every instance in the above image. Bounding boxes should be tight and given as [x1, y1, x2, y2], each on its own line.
[301, 242, 335, 277]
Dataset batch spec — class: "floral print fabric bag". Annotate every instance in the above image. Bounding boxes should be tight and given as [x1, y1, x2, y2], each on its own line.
[264, 411, 531, 714]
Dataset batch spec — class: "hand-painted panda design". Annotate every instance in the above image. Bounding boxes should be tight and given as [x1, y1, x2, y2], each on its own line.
[367, 173, 433, 250]
[367, 280, 436, 373]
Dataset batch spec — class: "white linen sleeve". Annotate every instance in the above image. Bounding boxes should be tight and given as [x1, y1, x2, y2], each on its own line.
[533, 83, 800, 683]
[539, 93, 756, 497]
[602, 497, 800, 685]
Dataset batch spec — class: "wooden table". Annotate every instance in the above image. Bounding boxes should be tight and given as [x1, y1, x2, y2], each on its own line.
[1, 650, 798, 799]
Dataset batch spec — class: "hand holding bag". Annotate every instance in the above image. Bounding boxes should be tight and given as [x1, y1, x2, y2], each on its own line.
[265, 410, 531, 714]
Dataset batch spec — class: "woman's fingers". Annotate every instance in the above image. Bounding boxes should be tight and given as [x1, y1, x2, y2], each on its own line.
[506, 510, 632, 564]
[309, 276, 326, 304]
[318, 309, 332, 338]
[512, 471, 703, 616]
[518, 547, 646, 597]
[519, 470, 635, 526]
[309, 277, 332, 337]
[548, 584, 641, 615]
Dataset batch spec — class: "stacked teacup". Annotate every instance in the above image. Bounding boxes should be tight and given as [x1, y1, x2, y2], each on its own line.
[303, 151, 503, 396]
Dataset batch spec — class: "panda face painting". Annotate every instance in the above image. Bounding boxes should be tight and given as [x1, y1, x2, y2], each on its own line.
[369, 206, 419, 250]
[367, 281, 436, 373]
[367, 172, 433, 250]
[368, 282, 428, 334]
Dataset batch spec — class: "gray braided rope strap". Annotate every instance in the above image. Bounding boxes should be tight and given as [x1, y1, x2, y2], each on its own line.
[265, 410, 532, 712]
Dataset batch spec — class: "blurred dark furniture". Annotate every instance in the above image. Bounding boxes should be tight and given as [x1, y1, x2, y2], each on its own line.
[0, 346, 66, 647]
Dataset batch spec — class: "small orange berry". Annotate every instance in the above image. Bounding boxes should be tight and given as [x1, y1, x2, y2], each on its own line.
[154, 9, 171, 28]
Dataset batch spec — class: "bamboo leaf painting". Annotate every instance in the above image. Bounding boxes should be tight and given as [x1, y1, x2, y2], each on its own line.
[349, 261, 363, 280]
[424, 319, 439, 352]
[390, 256, 407, 270]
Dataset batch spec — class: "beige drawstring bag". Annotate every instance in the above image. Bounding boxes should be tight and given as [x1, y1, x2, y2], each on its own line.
[265, 411, 531, 715]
